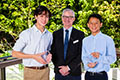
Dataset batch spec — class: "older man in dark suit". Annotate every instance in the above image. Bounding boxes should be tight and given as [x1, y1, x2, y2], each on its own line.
[50, 8, 84, 80]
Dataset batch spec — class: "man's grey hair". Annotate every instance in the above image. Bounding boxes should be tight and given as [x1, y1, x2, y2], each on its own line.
[62, 8, 75, 17]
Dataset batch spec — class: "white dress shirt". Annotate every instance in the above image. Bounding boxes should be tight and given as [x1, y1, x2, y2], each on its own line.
[13, 25, 53, 67]
[63, 27, 73, 42]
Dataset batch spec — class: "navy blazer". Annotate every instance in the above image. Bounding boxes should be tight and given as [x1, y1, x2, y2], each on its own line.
[51, 27, 84, 76]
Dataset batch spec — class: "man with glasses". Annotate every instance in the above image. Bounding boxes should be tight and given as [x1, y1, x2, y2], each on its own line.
[50, 8, 84, 80]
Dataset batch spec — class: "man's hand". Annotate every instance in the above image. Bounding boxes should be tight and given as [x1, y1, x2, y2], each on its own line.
[58, 66, 70, 76]
[91, 52, 100, 58]
[33, 52, 47, 64]
[46, 52, 52, 63]
[87, 62, 97, 68]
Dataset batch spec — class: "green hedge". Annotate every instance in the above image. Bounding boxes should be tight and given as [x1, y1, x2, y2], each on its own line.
[0, 0, 120, 53]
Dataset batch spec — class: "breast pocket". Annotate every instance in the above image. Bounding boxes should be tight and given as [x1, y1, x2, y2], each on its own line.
[69, 40, 80, 55]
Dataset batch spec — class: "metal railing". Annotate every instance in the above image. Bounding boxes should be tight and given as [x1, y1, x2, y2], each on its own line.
[0, 56, 22, 80]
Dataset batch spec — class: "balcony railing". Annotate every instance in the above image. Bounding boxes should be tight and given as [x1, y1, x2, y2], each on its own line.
[0, 56, 22, 80]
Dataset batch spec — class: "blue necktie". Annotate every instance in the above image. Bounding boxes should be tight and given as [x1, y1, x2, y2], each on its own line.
[64, 30, 69, 60]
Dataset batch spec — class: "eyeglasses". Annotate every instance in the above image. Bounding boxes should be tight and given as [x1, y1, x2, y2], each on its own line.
[62, 16, 74, 19]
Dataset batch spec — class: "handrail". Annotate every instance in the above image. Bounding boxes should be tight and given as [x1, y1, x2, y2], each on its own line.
[0, 58, 22, 68]
[0, 55, 12, 59]
[0, 57, 22, 80]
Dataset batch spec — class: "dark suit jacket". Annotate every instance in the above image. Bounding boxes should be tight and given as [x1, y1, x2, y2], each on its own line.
[50, 27, 84, 76]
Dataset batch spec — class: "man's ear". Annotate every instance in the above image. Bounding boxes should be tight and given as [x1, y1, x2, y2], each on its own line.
[73, 17, 75, 21]
[35, 15, 37, 20]
[87, 23, 89, 28]
[100, 23, 103, 28]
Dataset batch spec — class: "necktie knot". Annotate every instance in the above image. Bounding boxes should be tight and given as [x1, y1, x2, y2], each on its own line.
[65, 30, 69, 33]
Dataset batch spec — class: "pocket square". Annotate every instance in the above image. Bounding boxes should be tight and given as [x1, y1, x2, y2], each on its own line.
[73, 40, 79, 44]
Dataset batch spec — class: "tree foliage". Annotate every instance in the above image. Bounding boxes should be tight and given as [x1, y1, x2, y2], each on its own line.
[0, 0, 120, 53]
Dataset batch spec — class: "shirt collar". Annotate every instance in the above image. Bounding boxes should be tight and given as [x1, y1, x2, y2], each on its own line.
[33, 25, 47, 34]
[63, 26, 73, 32]
[91, 31, 102, 38]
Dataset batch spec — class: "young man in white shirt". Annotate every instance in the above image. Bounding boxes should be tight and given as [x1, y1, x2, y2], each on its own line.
[12, 6, 53, 80]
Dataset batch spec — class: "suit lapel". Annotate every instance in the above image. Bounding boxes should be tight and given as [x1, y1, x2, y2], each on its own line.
[68, 28, 75, 47]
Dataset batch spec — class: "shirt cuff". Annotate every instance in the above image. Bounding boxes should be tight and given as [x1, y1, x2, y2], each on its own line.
[67, 65, 70, 71]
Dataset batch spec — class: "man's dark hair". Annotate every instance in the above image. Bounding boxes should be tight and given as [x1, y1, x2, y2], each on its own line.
[87, 13, 102, 23]
[34, 6, 51, 18]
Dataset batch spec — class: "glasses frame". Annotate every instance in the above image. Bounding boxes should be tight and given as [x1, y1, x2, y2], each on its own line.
[62, 15, 74, 19]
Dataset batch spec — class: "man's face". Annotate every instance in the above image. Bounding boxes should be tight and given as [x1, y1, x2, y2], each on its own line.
[87, 17, 102, 35]
[62, 11, 75, 28]
[35, 11, 49, 27]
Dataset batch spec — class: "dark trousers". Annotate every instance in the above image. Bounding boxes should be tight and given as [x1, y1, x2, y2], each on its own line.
[85, 71, 108, 80]
[55, 74, 81, 80]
